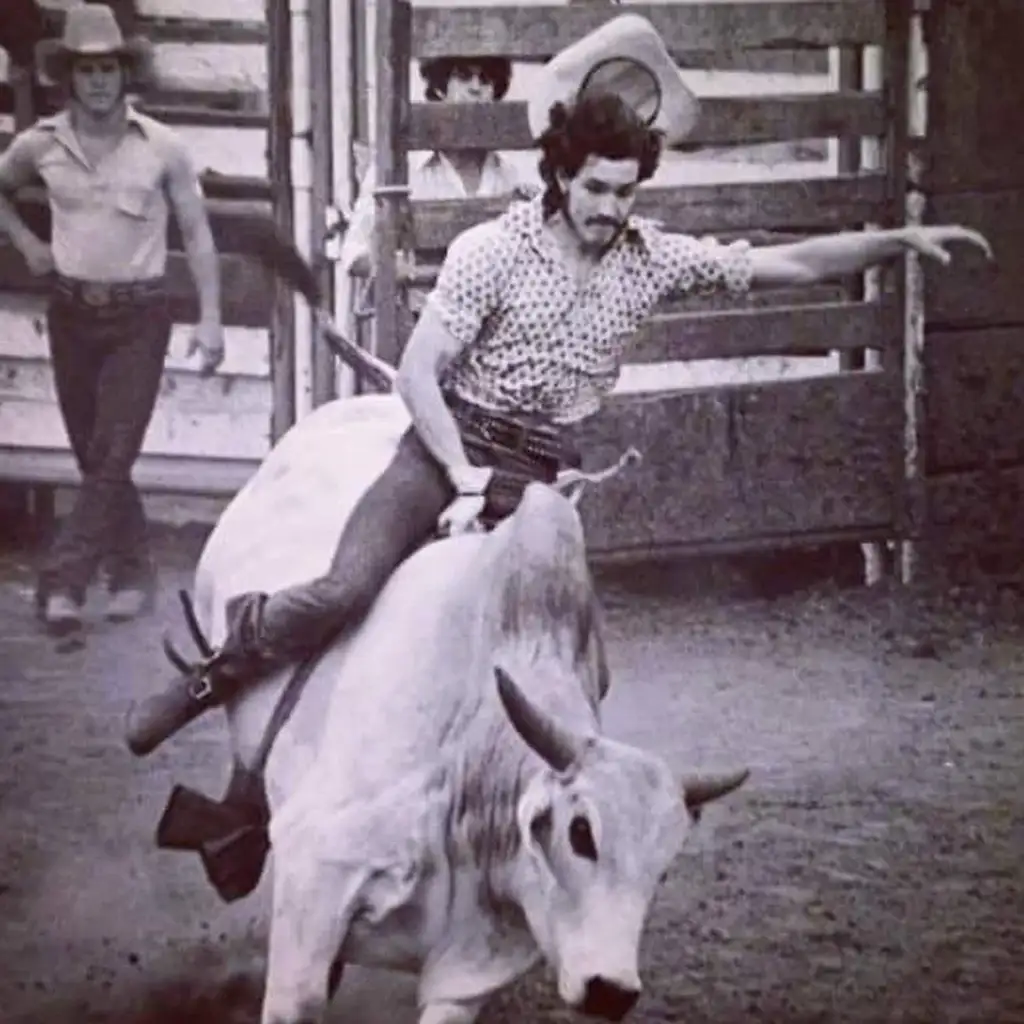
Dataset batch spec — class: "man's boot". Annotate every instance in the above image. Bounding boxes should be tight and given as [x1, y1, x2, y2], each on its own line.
[124, 592, 272, 757]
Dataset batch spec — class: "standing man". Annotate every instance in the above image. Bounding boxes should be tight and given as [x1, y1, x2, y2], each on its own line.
[0, 4, 225, 635]
[127, 14, 992, 755]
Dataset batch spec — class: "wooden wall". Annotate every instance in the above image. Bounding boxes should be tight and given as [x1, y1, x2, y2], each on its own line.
[921, 0, 1024, 581]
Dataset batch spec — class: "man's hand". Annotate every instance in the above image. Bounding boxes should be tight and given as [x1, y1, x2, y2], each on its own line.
[437, 494, 486, 537]
[901, 225, 994, 265]
[21, 236, 54, 277]
[187, 321, 225, 377]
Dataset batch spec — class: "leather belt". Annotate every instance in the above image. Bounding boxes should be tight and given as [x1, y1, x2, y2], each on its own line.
[446, 393, 568, 466]
[53, 275, 167, 308]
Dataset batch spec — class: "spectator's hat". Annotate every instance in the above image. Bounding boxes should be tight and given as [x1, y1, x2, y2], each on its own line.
[36, 4, 154, 88]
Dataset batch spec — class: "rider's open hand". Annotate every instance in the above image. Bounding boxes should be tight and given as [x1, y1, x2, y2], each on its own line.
[901, 225, 994, 266]
[438, 495, 486, 537]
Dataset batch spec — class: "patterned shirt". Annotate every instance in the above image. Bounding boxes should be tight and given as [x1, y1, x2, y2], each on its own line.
[428, 196, 755, 424]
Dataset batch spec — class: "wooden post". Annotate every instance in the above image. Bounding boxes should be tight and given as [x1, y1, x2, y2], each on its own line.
[328, 0, 359, 399]
[370, 0, 411, 368]
[267, 0, 296, 443]
[309, 0, 337, 409]
[877, 0, 915, 584]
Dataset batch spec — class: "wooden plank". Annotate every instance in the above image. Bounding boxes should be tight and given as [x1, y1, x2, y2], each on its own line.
[923, 326, 1024, 475]
[135, 17, 268, 45]
[0, 447, 258, 496]
[0, 83, 264, 115]
[0, 398, 271, 460]
[923, 190, 1024, 328]
[7, 190, 273, 255]
[38, 7, 267, 44]
[137, 0, 266, 19]
[0, 357, 271, 413]
[0, 124, 267, 177]
[267, 0, 295, 441]
[412, 2, 886, 60]
[571, 369, 899, 555]
[0, 249, 274, 327]
[924, 0, 1024, 194]
[412, 174, 888, 250]
[372, 0, 413, 367]
[925, 464, 1024, 584]
[673, 49, 829, 76]
[407, 93, 886, 152]
[628, 301, 891, 364]
[0, 298, 271, 377]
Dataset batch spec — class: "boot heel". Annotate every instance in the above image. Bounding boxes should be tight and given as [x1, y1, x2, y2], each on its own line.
[124, 676, 218, 757]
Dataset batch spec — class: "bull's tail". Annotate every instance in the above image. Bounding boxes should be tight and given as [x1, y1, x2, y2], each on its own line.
[231, 213, 396, 393]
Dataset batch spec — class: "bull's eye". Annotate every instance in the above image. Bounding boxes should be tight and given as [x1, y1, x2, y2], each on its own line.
[568, 815, 598, 862]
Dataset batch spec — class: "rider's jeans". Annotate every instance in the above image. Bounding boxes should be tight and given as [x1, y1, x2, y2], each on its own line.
[251, 409, 580, 662]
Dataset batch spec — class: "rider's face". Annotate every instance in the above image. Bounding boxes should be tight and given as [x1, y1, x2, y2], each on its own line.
[560, 156, 642, 253]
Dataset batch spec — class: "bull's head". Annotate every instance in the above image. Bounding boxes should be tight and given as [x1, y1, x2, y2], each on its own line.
[495, 666, 748, 1022]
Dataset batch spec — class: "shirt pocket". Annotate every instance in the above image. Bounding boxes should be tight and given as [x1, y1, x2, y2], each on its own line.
[113, 183, 157, 221]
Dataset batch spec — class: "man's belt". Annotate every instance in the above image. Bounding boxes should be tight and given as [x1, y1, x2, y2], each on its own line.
[446, 392, 570, 468]
[53, 275, 167, 308]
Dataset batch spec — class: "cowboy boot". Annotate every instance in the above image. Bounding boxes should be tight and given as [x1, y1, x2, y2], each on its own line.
[124, 592, 273, 757]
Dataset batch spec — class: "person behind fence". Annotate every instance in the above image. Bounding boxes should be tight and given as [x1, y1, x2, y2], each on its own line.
[0, 4, 225, 636]
[127, 14, 992, 751]
[339, 51, 534, 323]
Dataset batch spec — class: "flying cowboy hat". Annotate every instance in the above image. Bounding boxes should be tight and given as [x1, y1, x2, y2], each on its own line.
[526, 14, 701, 147]
[35, 3, 155, 89]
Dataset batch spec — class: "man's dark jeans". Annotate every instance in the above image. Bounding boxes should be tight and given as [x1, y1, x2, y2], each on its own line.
[251, 401, 581, 664]
[38, 278, 172, 603]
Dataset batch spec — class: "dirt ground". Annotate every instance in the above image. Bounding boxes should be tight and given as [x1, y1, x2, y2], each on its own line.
[1, 525, 1022, 1024]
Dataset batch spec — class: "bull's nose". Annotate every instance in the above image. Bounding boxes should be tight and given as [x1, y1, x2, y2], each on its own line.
[580, 976, 641, 1021]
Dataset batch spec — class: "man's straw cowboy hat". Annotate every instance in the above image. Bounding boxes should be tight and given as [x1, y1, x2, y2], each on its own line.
[527, 14, 701, 147]
[35, 4, 155, 88]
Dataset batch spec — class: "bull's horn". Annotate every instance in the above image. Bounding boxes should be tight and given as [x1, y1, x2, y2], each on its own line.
[494, 666, 582, 773]
[682, 768, 751, 813]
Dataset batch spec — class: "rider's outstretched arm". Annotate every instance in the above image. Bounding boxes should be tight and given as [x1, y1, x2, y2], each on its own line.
[749, 224, 993, 287]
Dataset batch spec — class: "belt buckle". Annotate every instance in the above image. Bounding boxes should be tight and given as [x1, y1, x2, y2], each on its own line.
[81, 282, 112, 307]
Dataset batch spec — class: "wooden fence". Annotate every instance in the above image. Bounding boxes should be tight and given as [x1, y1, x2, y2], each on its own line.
[919, 0, 1024, 582]
[0, 0, 290, 499]
[369, 0, 914, 561]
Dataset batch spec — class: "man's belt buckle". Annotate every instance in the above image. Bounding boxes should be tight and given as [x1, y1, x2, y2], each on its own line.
[81, 282, 113, 307]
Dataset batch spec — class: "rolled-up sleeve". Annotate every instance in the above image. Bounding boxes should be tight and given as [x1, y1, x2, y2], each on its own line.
[423, 219, 514, 350]
[658, 231, 755, 298]
[0, 128, 44, 191]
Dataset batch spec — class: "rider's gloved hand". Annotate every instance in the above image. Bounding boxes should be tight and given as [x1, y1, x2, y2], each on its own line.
[440, 463, 493, 536]
[437, 494, 487, 536]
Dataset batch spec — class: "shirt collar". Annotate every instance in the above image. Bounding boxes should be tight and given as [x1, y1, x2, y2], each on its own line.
[37, 103, 149, 147]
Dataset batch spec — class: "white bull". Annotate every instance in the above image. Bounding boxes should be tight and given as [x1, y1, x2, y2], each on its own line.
[187, 393, 749, 1024]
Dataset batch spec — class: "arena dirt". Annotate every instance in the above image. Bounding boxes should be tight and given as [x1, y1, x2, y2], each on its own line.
[1, 527, 1021, 1024]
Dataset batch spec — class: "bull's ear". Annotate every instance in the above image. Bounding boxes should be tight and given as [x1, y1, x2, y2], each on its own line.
[495, 666, 582, 772]
[682, 769, 750, 821]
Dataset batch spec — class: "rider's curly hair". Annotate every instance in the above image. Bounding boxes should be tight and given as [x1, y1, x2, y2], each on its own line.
[536, 91, 665, 219]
